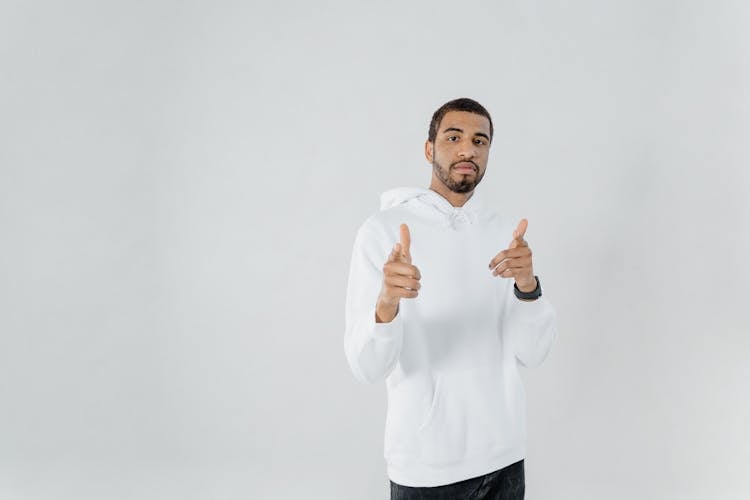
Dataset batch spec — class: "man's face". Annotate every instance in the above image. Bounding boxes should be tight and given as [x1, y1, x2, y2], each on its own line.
[426, 110, 492, 194]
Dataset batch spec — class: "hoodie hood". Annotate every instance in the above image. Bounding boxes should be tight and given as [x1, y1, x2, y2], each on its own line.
[379, 187, 429, 210]
[380, 187, 484, 230]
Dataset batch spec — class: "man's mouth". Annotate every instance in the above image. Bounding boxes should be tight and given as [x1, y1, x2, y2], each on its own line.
[452, 162, 477, 173]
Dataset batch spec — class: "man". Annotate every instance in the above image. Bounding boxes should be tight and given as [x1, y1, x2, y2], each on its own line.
[344, 98, 557, 500]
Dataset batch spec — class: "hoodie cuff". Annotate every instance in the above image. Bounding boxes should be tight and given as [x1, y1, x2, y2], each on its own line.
[371, 304, 405, 338]
[348, 305, 405, 384]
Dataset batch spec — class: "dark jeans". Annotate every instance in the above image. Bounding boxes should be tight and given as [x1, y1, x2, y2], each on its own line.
[390, 460, 525, 500]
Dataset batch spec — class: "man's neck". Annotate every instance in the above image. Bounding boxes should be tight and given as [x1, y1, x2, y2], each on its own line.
[428, 182, 474, 208]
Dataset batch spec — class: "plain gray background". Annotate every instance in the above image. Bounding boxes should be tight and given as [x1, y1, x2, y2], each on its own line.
[1, 1, 748, 499]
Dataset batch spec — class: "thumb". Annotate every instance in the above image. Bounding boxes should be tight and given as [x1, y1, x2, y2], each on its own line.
[510, 218, 528, 248]
[387, 243, 401, 263]
[399, 223, 411, 261]
[513, 218, 528, 241]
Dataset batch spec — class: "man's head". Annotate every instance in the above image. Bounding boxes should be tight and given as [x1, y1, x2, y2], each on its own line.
[425, 98, 493, 195]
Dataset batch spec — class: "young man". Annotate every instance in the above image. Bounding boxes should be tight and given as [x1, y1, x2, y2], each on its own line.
[344, 98, 557, 499]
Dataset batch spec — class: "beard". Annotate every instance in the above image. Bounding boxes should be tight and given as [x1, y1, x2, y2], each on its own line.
[432, 158, 485, 193]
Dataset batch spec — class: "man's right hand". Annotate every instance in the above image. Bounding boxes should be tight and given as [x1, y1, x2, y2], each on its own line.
[376, 223, 421, 323]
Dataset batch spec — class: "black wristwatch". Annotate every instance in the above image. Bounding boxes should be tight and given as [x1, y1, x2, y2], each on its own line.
[514, 276, 542, 301]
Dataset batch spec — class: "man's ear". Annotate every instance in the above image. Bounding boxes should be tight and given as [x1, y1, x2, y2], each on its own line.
[424, 140, 433, 163]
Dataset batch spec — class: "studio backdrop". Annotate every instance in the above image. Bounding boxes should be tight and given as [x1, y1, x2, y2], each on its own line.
[1, 1, 748, 499]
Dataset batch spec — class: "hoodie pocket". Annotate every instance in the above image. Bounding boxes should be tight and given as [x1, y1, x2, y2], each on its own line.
[416, 368, 517, 466]
[416, 377, 441, 434]
[383, 376, 438, 463]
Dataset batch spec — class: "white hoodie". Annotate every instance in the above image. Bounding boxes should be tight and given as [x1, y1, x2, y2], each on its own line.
[344, 187, 557, 487]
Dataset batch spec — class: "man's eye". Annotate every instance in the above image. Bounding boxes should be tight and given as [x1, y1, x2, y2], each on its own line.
[474, 139, 487, 145]
[448, 136, 458, 142]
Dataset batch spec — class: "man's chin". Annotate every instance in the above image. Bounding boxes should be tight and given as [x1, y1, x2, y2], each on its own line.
[449, 183, 476, 194]
[448, 175, 479, 192]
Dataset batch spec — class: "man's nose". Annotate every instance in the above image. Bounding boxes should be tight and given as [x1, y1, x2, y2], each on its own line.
[457, 146, 476, 159]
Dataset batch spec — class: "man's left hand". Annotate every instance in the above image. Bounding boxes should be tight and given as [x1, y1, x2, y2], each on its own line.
[488, 218, 537, 292]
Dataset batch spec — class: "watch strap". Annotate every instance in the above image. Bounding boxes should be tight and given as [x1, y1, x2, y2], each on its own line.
[514, 275, 542, 301]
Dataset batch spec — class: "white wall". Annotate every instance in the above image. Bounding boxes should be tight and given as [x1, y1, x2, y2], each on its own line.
[1, 1, 748, 499]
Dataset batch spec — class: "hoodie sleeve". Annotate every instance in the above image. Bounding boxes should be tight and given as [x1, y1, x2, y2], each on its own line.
[502, 289, 558, 368]
[344, 220, 405, 384]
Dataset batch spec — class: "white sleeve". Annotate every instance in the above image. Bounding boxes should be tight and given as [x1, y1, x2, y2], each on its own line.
[502, 288, 558, 368]
[343, 222, 405, 384]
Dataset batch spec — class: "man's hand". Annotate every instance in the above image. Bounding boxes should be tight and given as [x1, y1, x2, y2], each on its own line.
[488, 218, 537, 292]
[376, 223, 421, 323]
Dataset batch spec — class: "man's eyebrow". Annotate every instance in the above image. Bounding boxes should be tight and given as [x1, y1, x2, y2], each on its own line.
[442, 127, 490, 141]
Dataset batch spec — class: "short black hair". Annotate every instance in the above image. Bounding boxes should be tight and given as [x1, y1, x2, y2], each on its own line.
[428, 98, 493, 143]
